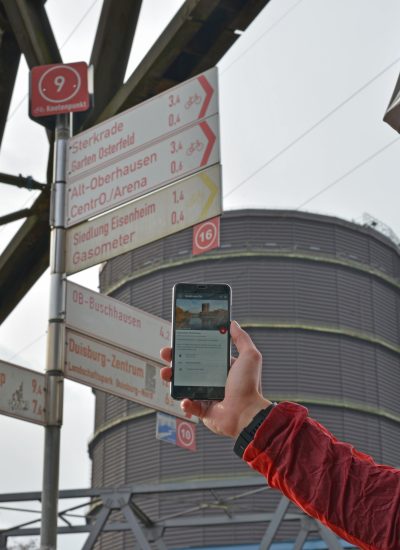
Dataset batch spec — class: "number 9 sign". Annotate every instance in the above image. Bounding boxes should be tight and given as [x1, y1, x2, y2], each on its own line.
[192, 216, 220, 256]
[30, 62, 89, 118]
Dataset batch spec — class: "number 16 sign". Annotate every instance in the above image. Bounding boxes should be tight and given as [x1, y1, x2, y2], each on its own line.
[30, 62, 90, 118]
[192, 216, 220, 255]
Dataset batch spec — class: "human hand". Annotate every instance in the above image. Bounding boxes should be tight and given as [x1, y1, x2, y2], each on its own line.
[160, 321, 271, 438]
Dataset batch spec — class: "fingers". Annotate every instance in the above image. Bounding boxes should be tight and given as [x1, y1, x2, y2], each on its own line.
[158, 372, 207, 420]
[160, 366, 172, 382]
[160, 347, 172, 363]
[180, 398, 207, 419]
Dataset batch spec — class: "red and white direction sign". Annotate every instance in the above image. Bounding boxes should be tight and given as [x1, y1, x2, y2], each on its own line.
[30, 62, 89, 117]
[192, 216, 220, 255]
[65, 116, 219, 226]
[0, 360, 46, 425]
[65, 330, 196, 422]
[65, 164, 222, 274]
[67, 67, 218, 179]
[65, 281, 171, 364]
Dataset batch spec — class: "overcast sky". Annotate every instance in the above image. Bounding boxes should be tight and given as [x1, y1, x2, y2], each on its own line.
[1, 0, 400, 548]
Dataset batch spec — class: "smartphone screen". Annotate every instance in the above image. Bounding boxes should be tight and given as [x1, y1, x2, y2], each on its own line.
[171, 283, 231, 400]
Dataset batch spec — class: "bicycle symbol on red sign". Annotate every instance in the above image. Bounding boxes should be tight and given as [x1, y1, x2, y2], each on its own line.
[185, 93, 201, 109]
[186, 139, 204, 156]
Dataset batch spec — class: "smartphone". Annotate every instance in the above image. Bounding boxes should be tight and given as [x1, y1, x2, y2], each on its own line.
[171, 282, 231, 400]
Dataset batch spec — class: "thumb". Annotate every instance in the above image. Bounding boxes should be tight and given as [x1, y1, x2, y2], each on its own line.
[230, 320, 258, 355]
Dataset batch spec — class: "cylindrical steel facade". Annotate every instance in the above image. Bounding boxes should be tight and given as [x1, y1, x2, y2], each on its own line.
[90, 209, 400, 549]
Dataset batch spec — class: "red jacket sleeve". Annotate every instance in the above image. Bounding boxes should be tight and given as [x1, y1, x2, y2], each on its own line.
[244, 402, 400, 550]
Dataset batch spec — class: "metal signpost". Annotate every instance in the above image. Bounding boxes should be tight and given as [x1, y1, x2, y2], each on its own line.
[0, 360, 46, 425]
[40, 112, 68, 550]
[65, 163, 221, 274]
[24, 63, 220, 549]
[30, 61, 91, 550]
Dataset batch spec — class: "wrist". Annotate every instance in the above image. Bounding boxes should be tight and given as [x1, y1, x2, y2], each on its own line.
[233, 401, 277, 458]
[234, 396, 272, 438]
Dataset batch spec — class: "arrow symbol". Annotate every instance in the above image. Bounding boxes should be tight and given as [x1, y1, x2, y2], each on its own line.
[387, 90, 400, 113]
[199, 170, 218, 218]
[197, 75, 214, 119]
[199, 121, 216, 166]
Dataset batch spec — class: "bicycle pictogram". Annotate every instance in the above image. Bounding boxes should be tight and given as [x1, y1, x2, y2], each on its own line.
[186, 139, 204, 156]
[185, 93, 201, 109]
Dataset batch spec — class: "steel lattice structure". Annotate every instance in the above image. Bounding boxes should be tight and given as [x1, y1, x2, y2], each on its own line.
[0, 478, 344, 549]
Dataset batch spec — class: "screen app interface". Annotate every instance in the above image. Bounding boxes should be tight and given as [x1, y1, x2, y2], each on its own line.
[174, 288, 230, 387]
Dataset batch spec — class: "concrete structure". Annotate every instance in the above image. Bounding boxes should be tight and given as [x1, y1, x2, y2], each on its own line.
[90, 209, 400, 549]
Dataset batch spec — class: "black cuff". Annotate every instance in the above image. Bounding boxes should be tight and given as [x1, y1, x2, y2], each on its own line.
[233, 403, 277, 459]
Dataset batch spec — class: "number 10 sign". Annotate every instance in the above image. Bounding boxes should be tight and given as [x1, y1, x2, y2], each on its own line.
[30, 62, 90, 118]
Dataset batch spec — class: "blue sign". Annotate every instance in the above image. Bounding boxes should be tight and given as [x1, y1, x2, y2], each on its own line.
[156, 412, 177, 445]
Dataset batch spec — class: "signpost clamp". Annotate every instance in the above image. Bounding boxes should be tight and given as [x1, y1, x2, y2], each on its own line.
[45, 373, 64, 426]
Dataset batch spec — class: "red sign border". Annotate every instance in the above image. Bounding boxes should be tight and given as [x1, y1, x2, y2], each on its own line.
[30, 62, 89, 118]
[192, 216, 220, 256]
[176, 419, 196, 451]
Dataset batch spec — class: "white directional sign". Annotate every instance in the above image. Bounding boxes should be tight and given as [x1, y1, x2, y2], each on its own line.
[65, 330, 195, 422]
[67, 67, 218, 180]
[66, 116, 219, 226]
[65, 281, 171, 364]
[0, 360, 46, 425]
[65, 163, 221, 274]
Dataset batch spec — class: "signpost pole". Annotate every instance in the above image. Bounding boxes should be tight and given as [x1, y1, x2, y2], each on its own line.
[40, 114, 68, 550]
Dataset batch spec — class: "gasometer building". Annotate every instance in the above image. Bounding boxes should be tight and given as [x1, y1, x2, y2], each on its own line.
[90, 209, 400, 549]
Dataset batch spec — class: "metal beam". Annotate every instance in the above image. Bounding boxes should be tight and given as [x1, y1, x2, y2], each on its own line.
[0, 482, 313, 548]
[78, 0, 143, 130]
[1, 0, 61, 67]
[0, 208, 34, 225]
[0, 190, 50, 324]
[0, 513, 304, 537]
[0, 0, 60, 147]
[81, 505, 111, 550]
[383, 71, 400, 132]
[122, 504, 153, 550]
[162, 512, 302, 528]
[0, 0, 61, 323]
[0, 172, 46, 191]
[317, 521, 344, 550]
[259, 495, 291, 550]
[90, 0, 271, 125]
[0, 4, 21, 149]
[293, 516, 313, 550]
[0, 476, 266, 502]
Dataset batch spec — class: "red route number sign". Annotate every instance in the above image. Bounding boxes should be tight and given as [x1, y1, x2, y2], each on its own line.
[192, 216, 220, 256]
[30, 62, 89, 118]
[176, 419, 196, 451]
